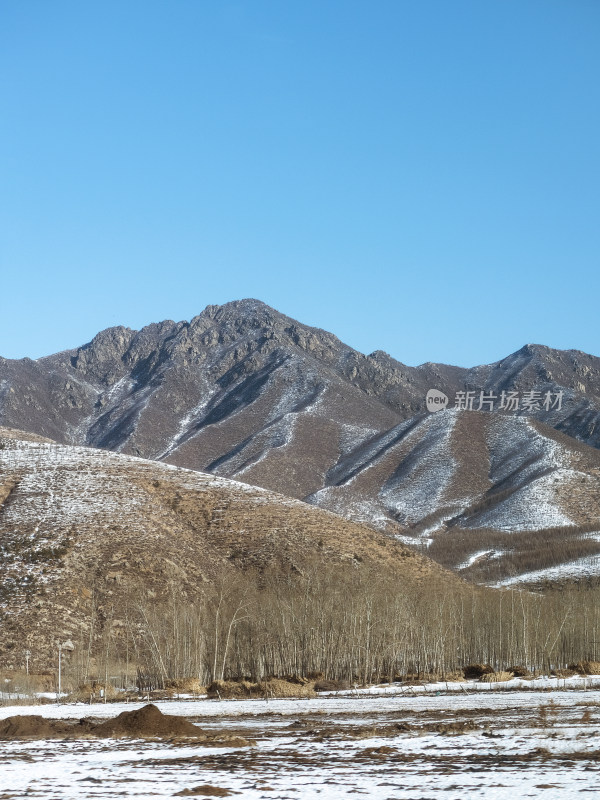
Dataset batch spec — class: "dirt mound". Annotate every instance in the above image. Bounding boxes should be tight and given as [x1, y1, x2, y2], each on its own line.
[0, 715, 93, 740]
[480, 671, 513, 683]
[207, 678, 315, 699]
[174, 787, 237, 797]
[0, 705, 255, 744]
[93, 704, 203, 739]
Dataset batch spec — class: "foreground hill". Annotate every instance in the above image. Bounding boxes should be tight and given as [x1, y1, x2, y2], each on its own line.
[0, 428, 458, 672]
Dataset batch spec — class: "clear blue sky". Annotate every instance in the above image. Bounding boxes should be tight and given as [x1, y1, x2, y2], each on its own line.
[1, 0, 598, 366]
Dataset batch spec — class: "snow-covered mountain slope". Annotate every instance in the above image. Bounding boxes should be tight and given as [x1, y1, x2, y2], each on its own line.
[0, 428, 456, 671]
[1, 300, 600, 587]
[306, 410, 600, 586]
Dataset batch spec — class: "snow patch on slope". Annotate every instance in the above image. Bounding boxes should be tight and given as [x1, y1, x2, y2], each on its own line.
[467, 416, 575, 531]
[492, 554, 600, 587]
[156, 382, 219, 459]
[305, 487, 393, 530]
[457, 549, 505, 571]
[379, 410, 459, 524]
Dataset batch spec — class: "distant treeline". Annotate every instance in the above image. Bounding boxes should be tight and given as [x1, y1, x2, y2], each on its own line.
[425, 523, 600, 583]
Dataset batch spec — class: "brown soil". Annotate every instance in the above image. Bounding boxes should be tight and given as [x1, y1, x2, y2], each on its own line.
[428, 719, 480, 734]
[0, 715, 94, 740]
[0, 704, 252, 743]
[174, 787, 238, 797]
[356, 745, 396, 758]
[93, 704, 204, 739]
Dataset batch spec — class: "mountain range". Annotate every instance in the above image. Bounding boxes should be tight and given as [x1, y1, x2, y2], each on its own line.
[1, 299, 600, 586]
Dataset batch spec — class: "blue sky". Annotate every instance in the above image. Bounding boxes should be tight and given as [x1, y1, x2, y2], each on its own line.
[1, 0, 598, 366]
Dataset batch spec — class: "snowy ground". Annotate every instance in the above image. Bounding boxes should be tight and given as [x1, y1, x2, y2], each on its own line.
[1, 687, 600, 798]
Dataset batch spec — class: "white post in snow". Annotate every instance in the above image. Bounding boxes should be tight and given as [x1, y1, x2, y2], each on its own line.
[56, 640, 74, 704]
[57, 643, 62, 703]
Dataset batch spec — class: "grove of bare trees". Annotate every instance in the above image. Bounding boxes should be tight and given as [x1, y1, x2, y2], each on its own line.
[58, 562, 600, 690]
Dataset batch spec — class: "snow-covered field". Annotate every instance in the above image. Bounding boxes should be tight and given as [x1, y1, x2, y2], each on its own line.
[1, 688, 600, 798]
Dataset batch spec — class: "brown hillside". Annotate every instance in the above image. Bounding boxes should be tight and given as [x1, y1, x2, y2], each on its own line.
[0, 429, 461, 671]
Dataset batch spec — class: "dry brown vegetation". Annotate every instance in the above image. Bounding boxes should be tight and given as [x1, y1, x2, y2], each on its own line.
[0, 433, 456, 670]
[18, 561, 599, 693]
[568, 660, 600, 675]
[480, 671, 513, 683]
[206, 678, 315, 699]
[2, 432, 600, 692]
[426, 523, 600, 583]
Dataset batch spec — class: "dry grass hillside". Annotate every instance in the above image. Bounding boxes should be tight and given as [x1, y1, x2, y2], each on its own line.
[0, 428, 460, 672]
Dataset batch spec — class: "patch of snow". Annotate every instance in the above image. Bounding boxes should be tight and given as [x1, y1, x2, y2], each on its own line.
[467, 416, 575, 531]
[457, 549, 505, 571]
[491, 553, 600, 587]
[379, 410, 459, 524]
[155, 380, 218, 459]
[336, 422, 381, 457]
[324, 416, 421, 488]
